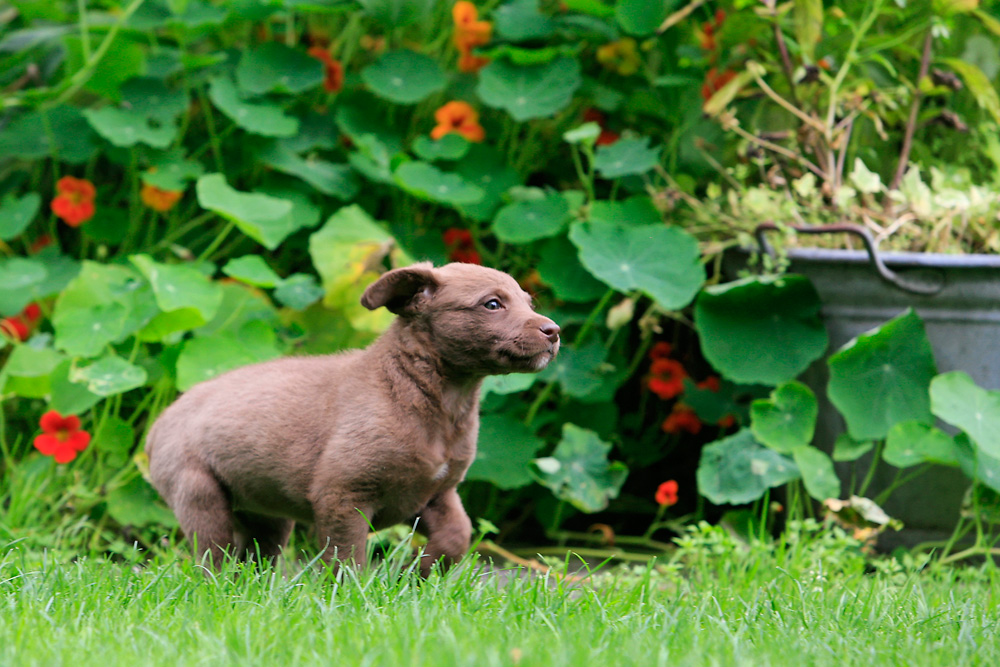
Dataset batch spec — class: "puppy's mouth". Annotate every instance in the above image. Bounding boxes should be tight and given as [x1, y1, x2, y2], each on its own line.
[495, 343, 558, 372]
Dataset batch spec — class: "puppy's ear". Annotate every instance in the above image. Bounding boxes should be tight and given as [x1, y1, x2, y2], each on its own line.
[361, 263, 438, 315]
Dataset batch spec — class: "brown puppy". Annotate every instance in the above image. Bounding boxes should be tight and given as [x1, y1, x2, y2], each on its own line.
[145, 262, 559, 575]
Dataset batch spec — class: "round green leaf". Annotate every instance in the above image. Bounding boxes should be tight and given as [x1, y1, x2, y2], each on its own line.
[884, 421, 961, 468]
[750, 381, 818, 454]
[0, 257, 47, 316]
[222, 256, 282, 288]
[207, 77, 299, 138]
[53, 301, 129, 358]
[492, 192, 570, 243]
[274, 273, 325, 310]
[792, 446, 840, 501]
[175, 324, 283, 391]
[615, 0, 672, 36]
[537, 235, 608, 303]
[236, 42, 324, 95]
[84, 106, 177, 149]
[106, 476, 177, 528]
[94, 416, 135, 468]
[412, 134, 470, 162]
[955, 433, 1000, 494]
[569, 221, 704, 310]
[0, 193, 40, 241]
[593, 136, 661, 179]
[357, 0, 434, 28]
[49, 360, 101, 416]
[537, 339, 613, 401]
[71, 356, 147, 397]
[930, 370, 1000, 459]
[4, 345, 64, 378]
[530, 423, 628, 512]
[143, 150, 205, 191]
[495, 0, 557, 41]
[695, 275, 828, 386]
[477, 56, 582, 121]
[130, 254, 223, 323]
[393, 161, 485, 206]
[452, 144, 521, 221]
[361, 50, 447, 104]
[0, 106, 98, 164]
[696, 428, 800, 506]
[196, 174, 296, 250]
[588, 196, 661, 227]
[257, 142, 359, 200]
[827, 309, 937, 441]
[467, 413, 545, 490]
[832, 434, 874, 462]
[481, 373, 537, 398]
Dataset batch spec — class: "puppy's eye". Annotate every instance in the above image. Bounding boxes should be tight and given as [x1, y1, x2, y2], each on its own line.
[483, 298, 502, 311]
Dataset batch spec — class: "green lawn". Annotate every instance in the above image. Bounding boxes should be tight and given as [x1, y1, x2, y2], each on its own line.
[2, 531, 999, 667]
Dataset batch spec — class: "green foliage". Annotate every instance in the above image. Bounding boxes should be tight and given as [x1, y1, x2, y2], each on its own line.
[697, 429, 800, 505]
[531, 424, 628, 512]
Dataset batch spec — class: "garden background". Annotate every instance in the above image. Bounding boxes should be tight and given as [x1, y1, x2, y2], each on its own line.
[4, 0, 1000, 566]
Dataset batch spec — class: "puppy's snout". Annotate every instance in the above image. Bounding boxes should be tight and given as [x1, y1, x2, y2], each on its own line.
[540, 321, 560, 344]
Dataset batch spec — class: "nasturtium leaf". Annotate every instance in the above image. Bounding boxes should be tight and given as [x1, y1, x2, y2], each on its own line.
[4, 345, 64, 378]
[53, 301, 129, 358]
[0, 106, 98, 163]
[588, 196, 660, 227]
[452, 144, 521, 221]
[695, 275, 828, 386]
[593, 136, 661, 179]
[71, 355, 147, 397]
[530, 423, 628, 512]
[257, 142, 359, 200]
[236, 42, 324, 95]
[492, 192, 570, 243]
[750, 381, 818, 454]
[28, 250, 80, 304]
[130, 254, 223, 323]
[477, 42, 583, 65]
[696, 428, 800, 506]
[681, 377, 742, 424]
[0, 193, 40, 240]
[495, 0, 557, 41]
[222, 255, 282, 288]
[361, 50, 447, 104]
[106, 476, 177, 528]
[477, 56, 582, 121]
[335, 97, 405, 155]
[143, 150, 205, 191]
[196, 173, 296, 250]
[207, 77, 299, 138]
[467, 413, 545, 489]
[120, 77, 188, 121]
[827, 309, 937, 441]
[175, 324, 283, 391]
[832, 433, 874, 462]
[481, 373, 537, 398]
[63, 34, 144, 101]
[278, 111, 339, 155]
[0, 257, 47, 316]
[393, 161, 485, 206]
[537, 235, 609, 303]
[538, 339, 613, 401]
[274, 273, 325, 310]
[257, 184, 322, 233]
[569, 221, 704, 310]
[84, 106, 177, 149]
[615, 0, 671, 36]
[792, 446, 840, 501]
[884, 420, 960, 468]
[412, 134, 470, 162]
[955, 433, 1000, 494]
[930, 370, 1000, 459]
[49, 360, 101, 416]
[563, 122, 601, 146]
[357, 0, 435, 28]
[52, 261, 148, 342]
[94, 416, 135, 468]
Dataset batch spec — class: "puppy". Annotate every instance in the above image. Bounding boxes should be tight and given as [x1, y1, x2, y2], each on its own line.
[145, 262, 560, 575]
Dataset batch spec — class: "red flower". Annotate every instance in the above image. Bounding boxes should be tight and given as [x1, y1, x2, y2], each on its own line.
[33, 410, 91, 463]
[443, 228, 481, 265]
[648, 358, 688, 399]
[697, 376, 720, 392]
[0, 316, 29, 341]
[655, 480, 679, 507]
[51, 176, 96, 227]
[581, 108, 620, 146]
[29, 234, 53, 254]
[22, 303, 41, 323]
[649, 341, 673, 360]
[701, 67, 737, 102]
[662, 404, 702, 435]
[308, 46, 344, 93]
[431, 101, 486, 142]
[596, 130, 620, 146]
[718, 414, 736, 429]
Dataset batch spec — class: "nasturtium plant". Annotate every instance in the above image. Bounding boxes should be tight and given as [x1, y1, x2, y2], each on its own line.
[0, 193, 40, 240]
[207, 77, 299, 137]
[930, 371, 1000, 459]
[695, 275, 828, 386]
[476, 56, 582, 121]
[593, 137, 661, 178]
[393, 161, 485, 206]
[196, 174, 296, 250]
[492, 192, 571, 243]
[537, 236, 609, 303]
[792, 446, 840, 501]
[361, 50, 447, 104]
[222, 256, 283, 288]
[827, 309, 937, 441]
[258, 142, 359, 200]
[530, 424, 628, 513]
[467, 413, 545, 489]
[71, 356, 147, 397]
[750, 381, 818, 454]
[832, 434, 874, 462]
[884, 421, 960, 468]
[697, 429, 800, 506]
[0, 257, 47, 316]
[236, 43, 324, 95]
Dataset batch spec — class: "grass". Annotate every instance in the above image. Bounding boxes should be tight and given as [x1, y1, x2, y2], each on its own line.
[3, 524, 1000, 667]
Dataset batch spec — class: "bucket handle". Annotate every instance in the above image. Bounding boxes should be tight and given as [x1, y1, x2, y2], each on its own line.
[753, 222, 943, 296]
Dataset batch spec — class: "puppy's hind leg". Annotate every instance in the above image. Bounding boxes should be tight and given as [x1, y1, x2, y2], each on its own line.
[234, 511, 294, 563]
[169, 467, 237, 569]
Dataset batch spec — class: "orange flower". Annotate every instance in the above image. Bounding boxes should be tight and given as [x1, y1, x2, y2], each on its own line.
[308, 46, 344, 93]
[453, 2, 491, 72]
[662, 404, 702, 435]
[443, 228, 481, 265]
[648, 358, 688, 400]
[431, 101, 485, 142]
[51, 176, 96, 227]
[655, 480, 679, 507]
[141, 182, 184, 213]
[649, 341, 673, 360]
[0, 316, 29, 341]
[33, 410, 91, 464]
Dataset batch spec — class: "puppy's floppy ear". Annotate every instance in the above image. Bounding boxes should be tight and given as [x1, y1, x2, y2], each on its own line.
[361, 263, 438, 315]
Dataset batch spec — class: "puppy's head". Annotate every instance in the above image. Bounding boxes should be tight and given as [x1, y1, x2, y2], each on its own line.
[362, 262, 560, 375]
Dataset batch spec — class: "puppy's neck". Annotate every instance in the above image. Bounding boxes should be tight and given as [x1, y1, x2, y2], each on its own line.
[372, 320, 482, 422]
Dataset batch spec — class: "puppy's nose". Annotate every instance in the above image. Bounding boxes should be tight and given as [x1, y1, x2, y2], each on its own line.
[540, 321, 560, 344]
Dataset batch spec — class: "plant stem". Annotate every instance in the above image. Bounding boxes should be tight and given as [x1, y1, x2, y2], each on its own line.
[197, 220, 234, 262]
[891, 29, 934, 190]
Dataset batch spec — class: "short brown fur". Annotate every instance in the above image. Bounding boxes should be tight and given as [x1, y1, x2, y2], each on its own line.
[145, 262, 559, 576]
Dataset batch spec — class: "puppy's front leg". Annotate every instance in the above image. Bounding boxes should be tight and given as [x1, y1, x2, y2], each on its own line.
[313, 493, 374, 569]
[417, 488, 473, 577]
